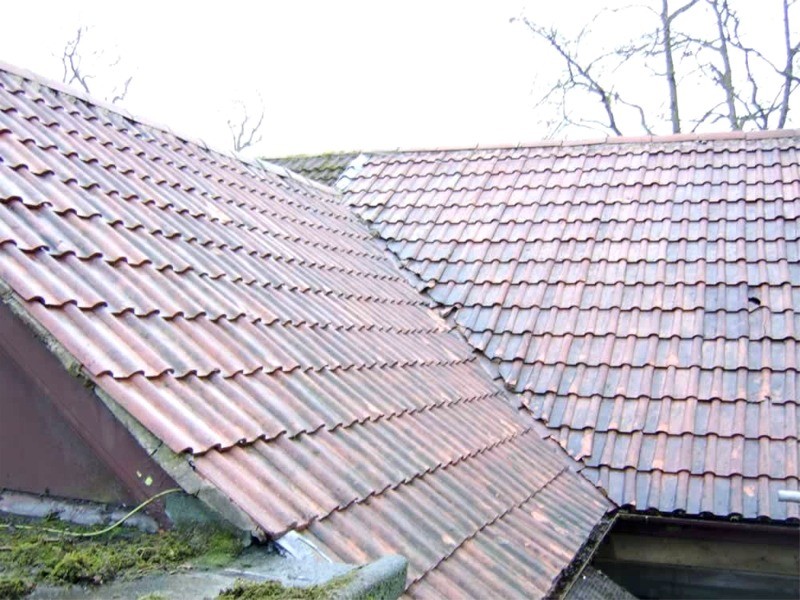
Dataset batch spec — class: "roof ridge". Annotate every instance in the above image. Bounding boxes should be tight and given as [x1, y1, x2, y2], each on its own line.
[358, 128, 800, 156]
[265, 150, 360, 160]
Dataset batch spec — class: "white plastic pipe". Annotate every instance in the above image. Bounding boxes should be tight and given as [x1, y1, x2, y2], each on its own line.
[777, 490, 800, 503]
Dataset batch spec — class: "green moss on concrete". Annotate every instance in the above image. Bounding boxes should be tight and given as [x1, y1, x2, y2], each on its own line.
[217, 573, 354, 600]
[0, 575, 35, 599]
[0, 516, 244, 596]
[194, 528, 245, 568]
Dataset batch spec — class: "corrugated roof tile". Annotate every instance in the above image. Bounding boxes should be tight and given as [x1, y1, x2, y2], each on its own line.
[0, 64, 611, 595]
[349, 135, 800, 521]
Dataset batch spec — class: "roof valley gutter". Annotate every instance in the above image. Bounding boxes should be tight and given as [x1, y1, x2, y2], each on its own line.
[342, 179, 618, 598]
[344, 197, 612, 496]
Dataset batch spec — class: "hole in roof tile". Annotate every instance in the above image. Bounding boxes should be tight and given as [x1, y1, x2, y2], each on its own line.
[748, 296, 761, 306]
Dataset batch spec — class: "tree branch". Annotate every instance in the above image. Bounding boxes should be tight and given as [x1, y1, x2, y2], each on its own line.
[779, 0, 797, 126]
[62, 27, 92, 94]
[109, 76, 132, 105]
[523, 19, 624, 135]
[60, 26, 133, 104]
[227, 99, 266, 153]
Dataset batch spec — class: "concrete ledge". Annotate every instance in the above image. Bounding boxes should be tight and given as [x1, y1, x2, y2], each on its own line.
[0, 489, 158, 532]
[28, 546, 408, 600]
[332, 555, 408, 600]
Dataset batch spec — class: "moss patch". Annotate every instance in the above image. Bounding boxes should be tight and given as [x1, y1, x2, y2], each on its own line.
[0, 515, 243, 597]
[0, 575, 35, 600]
[217, 573, 354, 600]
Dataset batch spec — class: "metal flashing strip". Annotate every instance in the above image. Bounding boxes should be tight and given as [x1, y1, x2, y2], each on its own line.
[276, 530, 333, 563]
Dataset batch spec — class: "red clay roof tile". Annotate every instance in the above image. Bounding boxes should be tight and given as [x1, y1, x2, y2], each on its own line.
[345, 135, 800, 521]
[0, 63, 612, 596]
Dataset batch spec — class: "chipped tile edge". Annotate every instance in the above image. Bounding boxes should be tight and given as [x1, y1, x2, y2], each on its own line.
[277, 530, 335, 563]
[0, 276, 264, 538]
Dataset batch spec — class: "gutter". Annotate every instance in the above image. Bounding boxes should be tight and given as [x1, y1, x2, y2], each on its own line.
[549, 511, 619, 598]
[614, 510, 800, 533]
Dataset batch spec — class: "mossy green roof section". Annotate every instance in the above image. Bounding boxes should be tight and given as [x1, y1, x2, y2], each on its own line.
[0, 514, 243, 596]
[265, 153, 359, 187]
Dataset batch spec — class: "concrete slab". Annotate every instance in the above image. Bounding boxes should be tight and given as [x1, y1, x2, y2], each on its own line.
[28, 546, 407, 600]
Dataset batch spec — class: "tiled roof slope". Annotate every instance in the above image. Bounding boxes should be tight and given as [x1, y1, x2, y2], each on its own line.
[266, 152, 358, 186]
[342, 134, 800, 522]
[0, 65, 612, 597]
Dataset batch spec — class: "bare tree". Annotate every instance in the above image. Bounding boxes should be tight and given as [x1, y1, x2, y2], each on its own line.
[520, 20, 628, 136]
[661, 0, 702, 132]
[687, 0, 800, 130]
[516, 0, 800, 136]
[60, 26, 133, 104]
[227, 97, 265, 153]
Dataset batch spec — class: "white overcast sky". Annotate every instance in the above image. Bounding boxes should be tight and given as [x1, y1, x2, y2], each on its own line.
[0, 1, 788, 157]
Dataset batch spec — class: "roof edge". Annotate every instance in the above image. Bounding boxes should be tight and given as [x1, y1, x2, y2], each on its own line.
[551, 512, 619, 598]
[265, 150, 361, 161]
[0, 60, 287, 184]
[617, 507, 800, 527]
[0, 277, 263, 538]
[257, 159, 341, 195]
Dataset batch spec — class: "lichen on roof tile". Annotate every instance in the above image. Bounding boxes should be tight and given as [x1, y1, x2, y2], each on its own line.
[265, 152, 360, 187]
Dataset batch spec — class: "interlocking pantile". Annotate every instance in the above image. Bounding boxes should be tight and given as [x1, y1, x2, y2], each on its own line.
[342, 135, 800, 522]
[0, 63, 613, 597]
[266, 152, 359, 187]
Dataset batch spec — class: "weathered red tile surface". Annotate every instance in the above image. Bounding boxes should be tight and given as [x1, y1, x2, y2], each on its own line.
[343, 136, 800, 521]
[0, 64, 612, 596]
